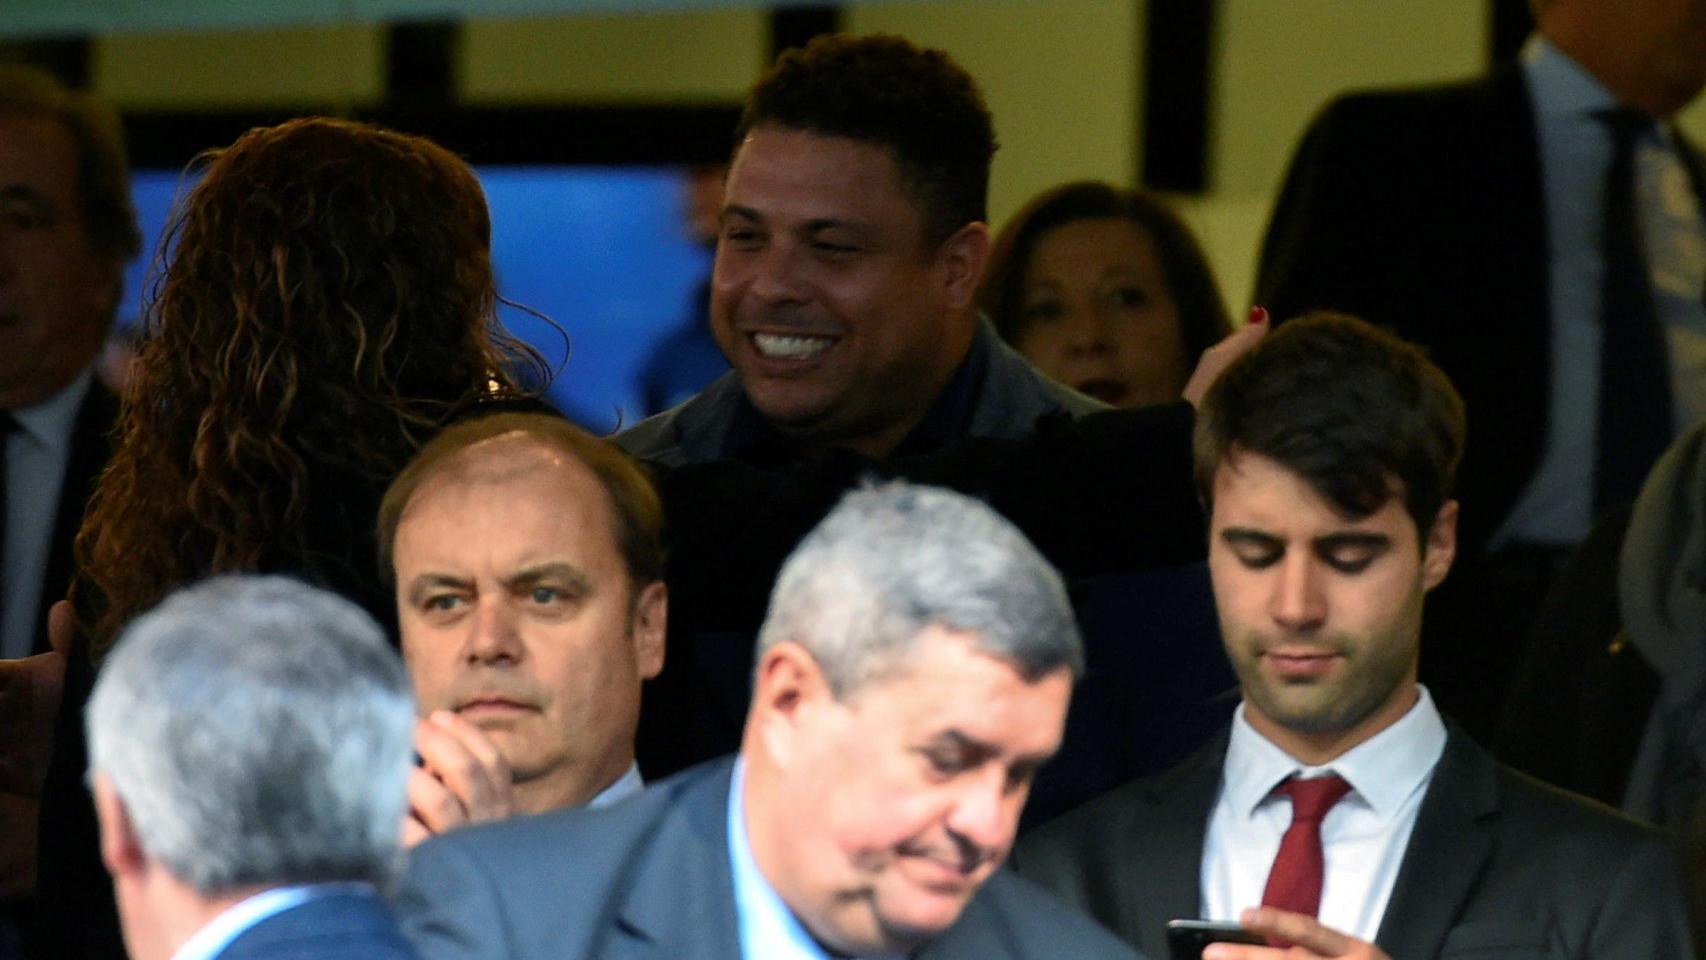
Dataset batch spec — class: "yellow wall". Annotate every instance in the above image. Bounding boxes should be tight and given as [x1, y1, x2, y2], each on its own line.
[462, 9, 766, 103]
[94, 25, 385, 109]
[847, 0, 1141, 232]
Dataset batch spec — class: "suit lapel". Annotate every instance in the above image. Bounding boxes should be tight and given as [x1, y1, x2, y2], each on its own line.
[1373, 729, 1498, 959]
[35, 379, 116, 651]
[1125, 732, 1227, 960]
[605, 762, 744, 960]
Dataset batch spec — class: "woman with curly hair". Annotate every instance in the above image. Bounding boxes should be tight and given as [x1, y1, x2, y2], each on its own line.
[978, 181, 1232, 409]
[36, 116, 543, 959]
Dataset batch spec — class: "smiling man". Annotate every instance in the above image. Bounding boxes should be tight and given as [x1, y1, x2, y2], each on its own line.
[396, 482, 1138, 960]
[1016, 313, 1696, 960]
[616, 33, 1102, 467]
[378, 412, 667, 841]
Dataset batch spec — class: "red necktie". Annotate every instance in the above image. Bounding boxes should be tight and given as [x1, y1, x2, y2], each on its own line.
[1260, 774, 1352, 930]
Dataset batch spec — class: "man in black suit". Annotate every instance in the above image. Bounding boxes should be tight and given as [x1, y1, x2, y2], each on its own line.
[0, 64, 137, 958]
[397, 482, 1139, 960]
[1016, 314, 1696, 960]
[1255, 0, 1706, 742]
[87, 576, 419, 960]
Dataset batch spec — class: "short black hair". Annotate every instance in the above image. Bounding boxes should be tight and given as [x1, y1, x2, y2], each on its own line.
[737, 33, 997, 247]
[1194, 311, 1466, 536]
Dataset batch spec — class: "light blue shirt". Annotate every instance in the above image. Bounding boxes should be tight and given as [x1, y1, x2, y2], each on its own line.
[1201, 688, 1447, 941]
[587, 762, 644, 810]
[171, 883, 373, 960]
[725, 759, 902, 960]
[3, 369, 89, 659]
[1499, 35, 1706, 545]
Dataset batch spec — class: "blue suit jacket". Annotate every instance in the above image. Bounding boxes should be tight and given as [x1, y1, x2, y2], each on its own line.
[396, 758, 1142, 960]
[217, 891, 417, 960]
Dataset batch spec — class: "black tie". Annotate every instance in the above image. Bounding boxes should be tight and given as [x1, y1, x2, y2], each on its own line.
[1595, 109, 1673, 511]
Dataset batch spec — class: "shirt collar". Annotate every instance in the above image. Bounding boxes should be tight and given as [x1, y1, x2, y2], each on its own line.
[170, 883, 374, 960]
[8, 368, 91, 453]
[726, 758, 835, 960]
[587, 762, 644, 810]
[725, 759, 905, 960]
[1522, 34, 1637, 122]
[1223, 686, 1447, 822]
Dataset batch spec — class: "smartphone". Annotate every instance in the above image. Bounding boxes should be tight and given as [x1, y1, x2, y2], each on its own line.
[1166, 919, 1265, 960]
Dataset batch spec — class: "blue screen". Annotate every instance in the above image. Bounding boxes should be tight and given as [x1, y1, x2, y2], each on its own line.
[123, 166, 716, 435]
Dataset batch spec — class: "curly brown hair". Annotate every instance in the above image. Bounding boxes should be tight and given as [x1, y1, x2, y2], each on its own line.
[76, 116, 545, 653]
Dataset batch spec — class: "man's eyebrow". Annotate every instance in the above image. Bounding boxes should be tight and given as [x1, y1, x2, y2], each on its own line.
[927, 728, 999, 760]
[720, 205, 763, 224]
[1219, 527, 1283, 546]
[1312, 531, 1392, 552]
[405, 573, 471, 603]
[506, 562, 593, 595]
[0, 184, 53, 213]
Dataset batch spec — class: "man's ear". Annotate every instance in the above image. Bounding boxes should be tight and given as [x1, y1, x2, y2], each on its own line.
[1421, 500, 1459, 591]
[92, 772, 146, 882]
[936, 221, 991, 312]
[630, 580, 667, 680]
[749, 642, 832, 770]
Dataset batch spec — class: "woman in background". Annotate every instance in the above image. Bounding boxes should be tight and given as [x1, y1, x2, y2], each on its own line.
[979, 180, 1231, 408]
[39, 116, 543, 960]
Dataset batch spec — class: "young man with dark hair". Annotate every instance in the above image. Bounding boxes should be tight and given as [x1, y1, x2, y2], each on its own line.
[1016, 313, 1696, 960]
[615, 33, 1102, 467]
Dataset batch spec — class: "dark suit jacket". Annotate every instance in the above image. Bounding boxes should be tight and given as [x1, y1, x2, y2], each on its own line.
[216, 891, 417, 960]
[1015, 726, 1697, 960]
[1256, 64, 1552, 553]
[396, 758, 1142, 960]
[27, 377, 117, 652]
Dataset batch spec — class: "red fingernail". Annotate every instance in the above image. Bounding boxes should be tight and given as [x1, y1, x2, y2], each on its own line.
[1249, 306, 1269, 325]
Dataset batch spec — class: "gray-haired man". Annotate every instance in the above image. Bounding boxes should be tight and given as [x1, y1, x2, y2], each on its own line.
[398, 481, 1140, 960]
[86, 576, 418, 960]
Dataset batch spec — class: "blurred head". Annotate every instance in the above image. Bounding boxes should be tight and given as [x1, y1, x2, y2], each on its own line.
[1194, 313, 1465, 760]
[712, 34, 997, 457]
[76, 117, 541, 652]
[742, 482, 1079, 955]
[1539, 0, 1706, 116]
[88, 575, 414, 959]
[381, 413, 666, 812]
[0, 65, 140, 409]
[980, 181, 1231, 407]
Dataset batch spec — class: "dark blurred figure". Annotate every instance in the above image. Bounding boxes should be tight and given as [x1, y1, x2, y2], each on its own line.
[34, 116, 542, 960]
[979, 181, 1232, 408]
[637, 164, 729, 416]
[1256, 0, 1706, 743]
[0, 64, 138, 959]
[1500, 420, 1706, 924]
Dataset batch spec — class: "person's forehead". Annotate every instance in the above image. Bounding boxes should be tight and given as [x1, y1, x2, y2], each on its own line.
[0, 112, 82, 206]
[1209, 452, 1411, 539]
[399, 438, 620, 551]
[725, 125, 919, 223]
[847, 629, 1070, 743]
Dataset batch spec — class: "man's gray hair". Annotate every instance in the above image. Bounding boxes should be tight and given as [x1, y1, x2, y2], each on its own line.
[756, 481, 1083, 695]
[86, 575, 415, 895]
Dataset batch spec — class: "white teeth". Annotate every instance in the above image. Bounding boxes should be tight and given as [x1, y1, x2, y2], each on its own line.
[753, 333, 834, 360]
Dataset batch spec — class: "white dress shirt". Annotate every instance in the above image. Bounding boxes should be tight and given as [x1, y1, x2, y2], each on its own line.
[1200, 688, 1448, 940]
[3, 370, 89, 659]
